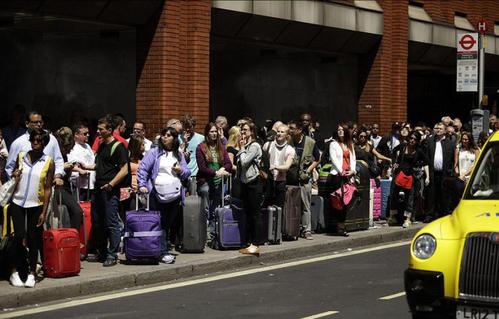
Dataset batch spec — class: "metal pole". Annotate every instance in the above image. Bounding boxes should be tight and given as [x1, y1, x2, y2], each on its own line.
[479, 33, 485, 109]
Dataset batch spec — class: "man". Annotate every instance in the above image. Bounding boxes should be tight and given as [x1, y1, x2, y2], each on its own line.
[288, 121, 320, 240]
[299, 113, 324, 151]
[490, 114, 497, 134]
[6, 111, 65, 186]
[68, 123, 95, 199]
[85, 115, 129, 267]
[180, 114, 204, 178]
[425, 122, 455, 222]
[128, 121, 152, 152]
[376, 122, 401, 176]
[92, 114, 128, 152]
[446, 125, 457, 145]
[215, 115, 228, 139]
[441, 116, 453, 127]
[370, 123, 382, 148]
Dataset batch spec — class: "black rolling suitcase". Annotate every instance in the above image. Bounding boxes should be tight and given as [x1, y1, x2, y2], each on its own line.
[178, 195, 207, 253]
[344, 162, 370, 232]
[311, 195, 325, 233]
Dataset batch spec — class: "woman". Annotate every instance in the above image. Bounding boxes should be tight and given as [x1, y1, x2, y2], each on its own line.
[328, 124, 356, 236]
[262, 123, 295, 207]
[226, 126, 241, 171]
[8, 128, 54, 288]
[196, 122, 232, 235]
[137, 127, 191, 264]
[0, 130, 8, 185]
[452, 131, 480, 208]
[236, 122, 264, 256]
[122, 135, 144, 209]
[354, 128, 391, 179]
[388, 131, 429, 228]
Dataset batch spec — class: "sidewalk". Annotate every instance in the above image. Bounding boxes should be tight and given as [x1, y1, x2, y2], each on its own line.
[0, 222, 423, 310]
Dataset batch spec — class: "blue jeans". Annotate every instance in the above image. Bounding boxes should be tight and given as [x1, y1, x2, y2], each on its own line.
[92, 188, 122, 260]
[197, 181, 222, 235]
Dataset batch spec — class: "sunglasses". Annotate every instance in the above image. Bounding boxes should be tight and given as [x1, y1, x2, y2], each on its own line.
[30, 121, 43, 125]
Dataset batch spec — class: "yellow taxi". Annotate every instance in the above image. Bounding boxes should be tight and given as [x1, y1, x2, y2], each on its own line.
[405, 132, 499, 319]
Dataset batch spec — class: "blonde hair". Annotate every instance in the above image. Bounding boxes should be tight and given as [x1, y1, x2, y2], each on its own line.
[226, 126, 241, 149]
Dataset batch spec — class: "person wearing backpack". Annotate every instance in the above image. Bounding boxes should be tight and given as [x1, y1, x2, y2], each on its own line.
[83, 116, 129, 267]
[287, 121, 320, 240]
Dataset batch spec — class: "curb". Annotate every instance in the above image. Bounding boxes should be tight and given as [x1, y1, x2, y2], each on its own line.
[1, 225, 422, 309]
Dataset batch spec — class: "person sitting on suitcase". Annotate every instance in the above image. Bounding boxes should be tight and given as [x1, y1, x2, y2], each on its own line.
[195, 122, 231, 238]
[137, 127, 191, 264]
[8, 128, 54, 287]
[287, 121, 320, 240]
[83, 116, 129, 267]
[237, 122, 265, 256]
[262, 123, 296, 208]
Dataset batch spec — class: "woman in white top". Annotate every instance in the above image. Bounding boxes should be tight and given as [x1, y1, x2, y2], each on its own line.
[263, 123, 296, 207]
[9, 128, 54, 288]
[328, 124, 356, 236]
[451, 131, 480, 208]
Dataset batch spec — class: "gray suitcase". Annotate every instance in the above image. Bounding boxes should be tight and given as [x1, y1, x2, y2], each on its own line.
[282, 186, 301, 240]
[261, 205, 282, 245]
[179, 195, 206, 253]
[311, 195, 325, 233]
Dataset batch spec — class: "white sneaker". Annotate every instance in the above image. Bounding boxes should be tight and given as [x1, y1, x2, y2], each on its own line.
[24, 274, 36, 288]
[10, 272, 24, 287]
[160, 254, 175, 264]
[402, 219, 411, 228]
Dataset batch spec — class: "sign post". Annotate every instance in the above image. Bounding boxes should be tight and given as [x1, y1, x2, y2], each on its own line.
[456, 33, 478, 93]
[478, 20, 487, 108]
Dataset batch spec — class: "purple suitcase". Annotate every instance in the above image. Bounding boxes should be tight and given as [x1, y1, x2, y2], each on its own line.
[213, 177, 246, 249]
[124, 195, 162, 261]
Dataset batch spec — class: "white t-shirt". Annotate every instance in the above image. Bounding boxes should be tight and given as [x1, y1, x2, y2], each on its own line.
[154, 152, 181, 201]
[458, 148, 476, 178]
[68, 142, 96, 189]
[265, 141, 296, 182]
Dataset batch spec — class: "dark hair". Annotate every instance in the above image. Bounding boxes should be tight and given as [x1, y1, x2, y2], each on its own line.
[460, 131, 478, 151]
[26, 110, 42, 123]
[128, 134, 144, 162]
[287, 120, 304, 132]
[112, 114, 124, 130]
[181, 114, 196, 129]
[134, 121, 146, 130]
[410, 130, 422, 142]
[72, 123, 88, 135]
[203, 122, 225, 164]
[159, 127, 181, 160]
[98, 116, 114, 131]
[242, 121, 258, 141]
[333, 124, 353, 150]
[29, 128, 50, 146]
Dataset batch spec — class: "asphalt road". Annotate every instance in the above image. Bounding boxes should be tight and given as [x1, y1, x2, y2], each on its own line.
[7, 243, 412, 319]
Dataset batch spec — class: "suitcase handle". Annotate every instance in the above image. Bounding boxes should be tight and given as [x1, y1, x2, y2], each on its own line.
[75, 175, 91, 202]
[135, 193, 150, 211]
[221, 174, 232, 207]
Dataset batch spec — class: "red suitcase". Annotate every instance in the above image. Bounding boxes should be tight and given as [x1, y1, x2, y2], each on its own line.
[74, 179, 92, 256]
[43, 228, 81, 278]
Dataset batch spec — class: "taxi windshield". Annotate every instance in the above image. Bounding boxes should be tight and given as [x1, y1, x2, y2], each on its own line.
[466, 142, 499, 199]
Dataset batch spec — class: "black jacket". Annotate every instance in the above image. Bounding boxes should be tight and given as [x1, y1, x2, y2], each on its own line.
[426, 136, 455, 177]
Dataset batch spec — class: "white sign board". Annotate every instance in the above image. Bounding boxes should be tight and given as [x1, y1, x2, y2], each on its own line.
[456, 33, 478, 92]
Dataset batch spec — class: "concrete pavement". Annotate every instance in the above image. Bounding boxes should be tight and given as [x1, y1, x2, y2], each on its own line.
[0, 222, 423, 310]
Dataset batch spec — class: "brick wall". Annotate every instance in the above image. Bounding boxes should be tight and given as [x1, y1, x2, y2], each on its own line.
[358, 0, 409, 133]
[136, 0, 211, 137]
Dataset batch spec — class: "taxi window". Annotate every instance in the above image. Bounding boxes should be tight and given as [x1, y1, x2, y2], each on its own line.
[466, 142, 499, 199]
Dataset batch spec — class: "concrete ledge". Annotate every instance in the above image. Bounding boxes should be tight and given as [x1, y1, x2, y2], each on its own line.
[0, 224, 422, 309]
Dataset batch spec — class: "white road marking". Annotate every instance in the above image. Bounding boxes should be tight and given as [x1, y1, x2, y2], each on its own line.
[300, 310, 339, 319]
[0, 241, 410, 319]
[379, 292, 406, 300]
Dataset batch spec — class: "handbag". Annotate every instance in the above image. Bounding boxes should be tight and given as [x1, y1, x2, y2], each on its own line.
[0, 179, 17, 207]
[330, 182, 357, 210]
[395, 171, 413, 189]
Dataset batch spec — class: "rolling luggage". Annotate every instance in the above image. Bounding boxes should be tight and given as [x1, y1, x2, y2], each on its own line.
[74, 178, 92, 256]
[282, 185, 301, 240]
[259, 205, 282, 245]
[43, 228, 80, 278]
[124, 194, 162, 261]
[380, 178, 392, 219]
[310, 195, 325, 233]
[179, 195, 207, 253]
[344, 162, 370, 232]
[371, 179, 381, 221]
[213, 176, 246, 249]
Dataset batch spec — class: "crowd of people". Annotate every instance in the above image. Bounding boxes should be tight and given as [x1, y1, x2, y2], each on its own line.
[0, 106, 492, 288]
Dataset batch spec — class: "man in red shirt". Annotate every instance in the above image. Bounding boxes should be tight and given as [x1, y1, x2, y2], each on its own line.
[92, 114, 128, 152]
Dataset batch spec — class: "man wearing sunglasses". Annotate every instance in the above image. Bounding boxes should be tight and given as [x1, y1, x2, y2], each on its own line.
[5, 111, 65, 186]
[68, 123, 96, 199]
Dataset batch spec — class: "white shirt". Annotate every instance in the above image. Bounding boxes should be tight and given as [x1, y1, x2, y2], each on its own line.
[68, 142, 96, 190]
[458, 148, 476, 178]
[154, 152, 181, 196]
[264, 141, 295, 182]
[434, 138, 444, 171]
[370, 135, 382, 148]
[329, 140, 356, 176]
[13, 153, 52, 208]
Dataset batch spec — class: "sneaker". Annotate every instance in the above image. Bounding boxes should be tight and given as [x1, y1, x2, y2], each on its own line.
[160, 254, 175, 264]
[10, 272, 24, 287]
[24, 274, 36, 288]
[103, 257, 117, 267]
[402, 219, 411, 228]
[304, 232, 313, 240]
